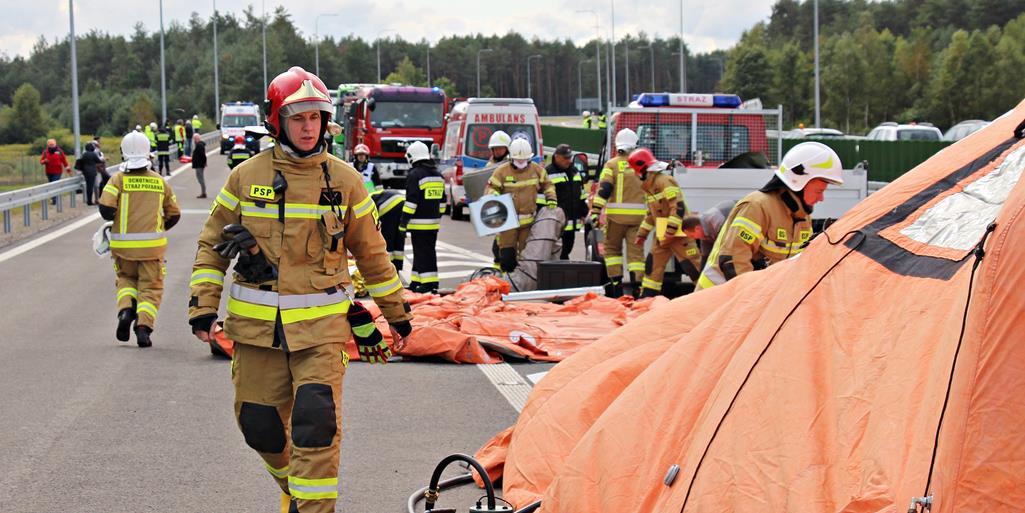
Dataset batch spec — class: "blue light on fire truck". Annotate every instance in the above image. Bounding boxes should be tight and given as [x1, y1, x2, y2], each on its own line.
[636, 93, 742, 108]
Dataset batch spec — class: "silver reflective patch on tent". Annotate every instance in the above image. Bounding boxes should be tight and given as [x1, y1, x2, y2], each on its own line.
[900, 144, 1025, 251]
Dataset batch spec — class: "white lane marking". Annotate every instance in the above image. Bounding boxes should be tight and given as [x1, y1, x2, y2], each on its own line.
[477, 363, 533, 413]
[437, 240, 496, 262]
[0, 148, 219, 265]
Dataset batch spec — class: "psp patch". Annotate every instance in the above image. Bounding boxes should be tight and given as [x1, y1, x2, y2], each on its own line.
[738, 228, 757, 244]
[250, 184, 275, 200]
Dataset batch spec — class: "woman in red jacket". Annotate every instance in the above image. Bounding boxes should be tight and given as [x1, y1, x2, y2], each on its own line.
[40, 139, 70, 181]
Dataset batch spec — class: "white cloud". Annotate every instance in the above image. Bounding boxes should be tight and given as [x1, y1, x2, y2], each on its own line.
[4, 0, 777, 58]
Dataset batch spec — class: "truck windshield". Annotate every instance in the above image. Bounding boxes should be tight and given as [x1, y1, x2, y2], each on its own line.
[371, 102, 443, 129]
[465, 124, 537, 160]
[222, 115, 258, 127]
[636, 123, 751, 163]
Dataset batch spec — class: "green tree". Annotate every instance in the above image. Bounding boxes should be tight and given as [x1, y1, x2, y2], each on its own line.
[770, 42, 811, 127]
[9, 83, 47, 143]
[721, 24, 773, 103]
[928, 30, 972, 126]
[384, 56, 427, 86]
[432, 76, 460, 98]
[821, 33, 868, 133]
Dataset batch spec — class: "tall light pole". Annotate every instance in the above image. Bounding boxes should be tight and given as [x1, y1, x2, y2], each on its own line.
[314, 13, 338, 78]
[814, 0, 821, 128]
[577, 10, 601, 114]
[68, 0, 80, 157]
[262, 0, 267, 95]
[640, 44, 654, 91]
[376, 28, 396, 83]
[159, 0, 167, 124]
[624, 38, 630, 104]
[678, 0, 686, 93]
[527, 54, 542, 100]
[213, 0, 220, 121]
[476, 48, 493, 97]
[610, 0, 617, 107]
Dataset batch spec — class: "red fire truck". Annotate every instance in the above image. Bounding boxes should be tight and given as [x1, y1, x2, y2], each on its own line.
[340, 85, 448, 186]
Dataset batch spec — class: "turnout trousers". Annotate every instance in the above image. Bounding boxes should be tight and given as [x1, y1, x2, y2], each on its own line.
[409, 230, 439, 292]
[602, 220, 644, 281]
[113, 257, 164, 329]
[232, 342, 346, 513]
[378, 208, 405, 271]
[642, 238, 701, 294]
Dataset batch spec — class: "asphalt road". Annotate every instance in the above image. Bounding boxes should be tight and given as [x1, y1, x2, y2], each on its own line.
[0, 149, 560, 512]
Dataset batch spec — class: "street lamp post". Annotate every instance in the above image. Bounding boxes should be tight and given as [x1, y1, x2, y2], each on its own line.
[527, 54, 542, 100]
[678, 0, 686, 93]
[624, 39, 630, 104]
[262, 0, 267, 95]
[68, 0, 80, 157]
[814, 0, 821, 128]
[578, 58, 594, 110]
[476, 48, 493, 97]
[314, 13, 338, 77]
[376, 28, 396, 83]
[159, 0, 167, 124]
[576, 10, 601, 114]
[213, 0, 220, 121]
[610, 0, 616, 107]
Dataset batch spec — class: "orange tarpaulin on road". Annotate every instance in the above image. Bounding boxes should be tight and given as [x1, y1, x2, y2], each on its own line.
[474, 102, 1025, 512]
[352, 277, 667, 364]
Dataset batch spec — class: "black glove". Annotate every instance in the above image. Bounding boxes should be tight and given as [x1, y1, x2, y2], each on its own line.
[389, 320, 412, 339]
[213, 224, 277, 283]
[189, 314, 217, 335]
[347, 302, 391, 364]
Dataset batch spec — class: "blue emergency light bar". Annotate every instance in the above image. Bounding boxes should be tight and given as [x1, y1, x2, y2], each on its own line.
[636, 93, 742, 108]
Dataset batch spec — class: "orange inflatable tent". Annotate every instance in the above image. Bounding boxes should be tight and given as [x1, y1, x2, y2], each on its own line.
[475, 101, 1025, 512]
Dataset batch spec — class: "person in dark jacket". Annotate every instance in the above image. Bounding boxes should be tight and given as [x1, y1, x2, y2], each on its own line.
[184, 120, 195, 157]
[155, 124, 172, 176]
[545, 144, 588, 259]
[92, 136, 111, 195]
[74, 142, 103, 205]
[401, 141, 447, 292]
[191, 133, 208, 198]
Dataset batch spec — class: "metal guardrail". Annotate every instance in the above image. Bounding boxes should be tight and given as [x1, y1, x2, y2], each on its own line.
[0, 176, 86, 233]
[0, 130, 222, 234]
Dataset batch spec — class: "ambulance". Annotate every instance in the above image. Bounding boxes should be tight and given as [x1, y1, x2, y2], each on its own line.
[218, 101, 262, 154]
[438, 98, 543, 220]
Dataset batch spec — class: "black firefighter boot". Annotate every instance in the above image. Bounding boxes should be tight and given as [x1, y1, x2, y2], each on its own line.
[605, 277, 624, 298]
[135, 325, 153, 348]
[116, 308, 136, 342]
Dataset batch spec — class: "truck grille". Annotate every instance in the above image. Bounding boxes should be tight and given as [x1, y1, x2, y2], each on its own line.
[379, 138, 433, 154]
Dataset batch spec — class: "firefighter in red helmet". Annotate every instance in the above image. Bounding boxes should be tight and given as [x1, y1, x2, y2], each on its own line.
[628, 148, 702, 297]
[227, 135, 252, 170]
[188, 66, 413, 513]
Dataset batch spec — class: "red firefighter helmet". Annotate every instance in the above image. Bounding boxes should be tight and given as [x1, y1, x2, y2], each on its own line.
[265, 66, 332, 138]
[627, 148, 658, 177]
[354, 143, 370, 155]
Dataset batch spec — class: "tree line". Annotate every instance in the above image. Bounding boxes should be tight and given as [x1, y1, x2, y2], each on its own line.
[0, 0, 1023, 145]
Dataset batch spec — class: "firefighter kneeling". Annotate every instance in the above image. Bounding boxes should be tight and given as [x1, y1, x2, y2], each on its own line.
[628, 148, 702, 298]
[188, 66, 412, 513]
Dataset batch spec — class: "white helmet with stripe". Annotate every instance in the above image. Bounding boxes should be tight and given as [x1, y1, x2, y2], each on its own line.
[777, 141, 844, 191]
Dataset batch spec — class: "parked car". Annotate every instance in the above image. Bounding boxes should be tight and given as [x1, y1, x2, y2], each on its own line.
[866, 122, 942, 141]
[943, 120, 990, 142]
[785, 127, 845, 139]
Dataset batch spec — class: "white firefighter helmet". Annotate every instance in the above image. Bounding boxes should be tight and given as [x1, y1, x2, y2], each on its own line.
[149, 122, 157, 130]
[121, 130, 153, 170]
[777, 141, 844, 191]
[582, 110, 591, 117]
[614, 128, 639, 152]
[405, 141, 431, 165]
[488, 130, 512, 149]
[509, 138, 534, 160]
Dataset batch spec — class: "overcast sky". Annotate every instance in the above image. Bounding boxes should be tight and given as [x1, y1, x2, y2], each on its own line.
[2, 0, 777, 59]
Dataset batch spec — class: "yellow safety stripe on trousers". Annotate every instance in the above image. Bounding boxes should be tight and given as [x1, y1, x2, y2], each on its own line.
[216, 188, 240, 211]
[641, 277, 663, 290]
[109, 232, 168, 249]
[402, 201, 418, 215]
[410, 272, 440, 283]
[352, 196, 375, 219]
[288, 476, 339, 501]
[379, 194, 405, 216]
[605, 202, 647, 216]
[604, 256, 624, 266]
[591, 196, 608, 207]
[366, 274, 402, 297]
[264, 462, 289, 479]
[117, 287, 139, 302]
[102, 184, 120, 198]
[137, 301, 158, 319]
[627, 261, 646, 272]
[407, 218, 441, 230]
[731, 216, 764, 242]
[190, 268, 225, 287]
